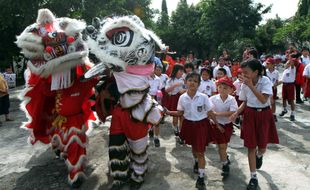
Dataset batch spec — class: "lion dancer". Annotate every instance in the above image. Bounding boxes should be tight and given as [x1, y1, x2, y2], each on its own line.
[16, 9, 97, 187]
[83, 15, 166, 189]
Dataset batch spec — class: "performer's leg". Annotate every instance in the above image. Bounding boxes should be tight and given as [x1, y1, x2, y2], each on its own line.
[109, 134, 130, 187]
[127, 136, 148, 185]
[65, 132, 87, 187]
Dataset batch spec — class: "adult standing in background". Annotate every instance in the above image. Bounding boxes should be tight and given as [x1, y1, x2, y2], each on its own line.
[0, 73, 13, 125]
[213, 56, 232, 78]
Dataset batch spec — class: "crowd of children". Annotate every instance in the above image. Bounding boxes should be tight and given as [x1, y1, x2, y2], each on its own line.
[146, 46, 310, 190]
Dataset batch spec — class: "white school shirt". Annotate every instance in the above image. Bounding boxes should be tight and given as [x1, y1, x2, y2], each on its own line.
[165, 78, 184, 95]
[213, 65, 232, 78]
[303, 64, 310, 77]
[281, 66, 296, 83]
[210, 94, 238, 125]
[148, 75, 161, 96]
[157, 74, 168, 90]
[198, 79, 216, 96]
[233, 79, 242, 96]
[177, 91, 213, 121]
[239, 76, 273, 108]
[301, 55, 310, 65]
[266, 69, 279, 85]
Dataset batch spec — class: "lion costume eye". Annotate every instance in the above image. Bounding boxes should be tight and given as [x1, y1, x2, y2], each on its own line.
[106, 27, 133, 47]
[48, 32, 57, 38]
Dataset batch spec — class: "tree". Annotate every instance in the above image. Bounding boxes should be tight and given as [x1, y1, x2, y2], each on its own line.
[254, 16, 286, 53]
[197, 0, 270, 58]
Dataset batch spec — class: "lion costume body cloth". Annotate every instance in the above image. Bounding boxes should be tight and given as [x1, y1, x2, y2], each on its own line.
[16, 9, 97, 185]
[83, 15, 165, 187]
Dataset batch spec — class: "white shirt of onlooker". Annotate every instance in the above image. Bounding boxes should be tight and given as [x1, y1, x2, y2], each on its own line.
[303, 64, 310, 77]
[157, 73, 168, 90]
[281, 66, 296, 83]
[266, 69, 279, 86]
[177, 91, 213, 121]
[239, 76, 273, 108]
[213, 65, 232, 78]
[301, 55, 310, 66]
[210, 94, 238, 125]
[198, 79, 216, 97]
[233, 79, 242, 96]
[148, 75, 161, 96]
[165, 78, 184, 95]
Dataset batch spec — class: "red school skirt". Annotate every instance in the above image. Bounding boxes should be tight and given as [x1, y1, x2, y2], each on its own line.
[304, 79, 310, 98]
[282, 83, 295, 101]
[241, 106, 279, 149]
[180, 118, 213, 152]
[211, 122, 234, 144]
[164, 93, 181, 111]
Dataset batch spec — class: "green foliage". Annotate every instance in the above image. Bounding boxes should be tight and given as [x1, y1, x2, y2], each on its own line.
[254, 16, 286, 53]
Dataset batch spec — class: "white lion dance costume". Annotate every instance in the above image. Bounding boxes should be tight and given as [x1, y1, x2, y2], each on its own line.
[83, 15, 165, 189]
[16, 9, 97, 187]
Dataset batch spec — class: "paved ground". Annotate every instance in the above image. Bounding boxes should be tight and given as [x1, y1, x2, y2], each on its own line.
[0, 82, 310, 190]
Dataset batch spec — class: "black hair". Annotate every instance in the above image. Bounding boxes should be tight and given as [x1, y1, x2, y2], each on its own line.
[248, 48, 258, 59]
[184, 62, 195, 71]
[185, 72, 201, 85]
[170, 64, 184, 80]
[241, 58, 263, 76]
[200, 67, 212, 76]
[154, 64, 163, 72]
[218, 68, 227, 75]
[302, 47, 309, 52]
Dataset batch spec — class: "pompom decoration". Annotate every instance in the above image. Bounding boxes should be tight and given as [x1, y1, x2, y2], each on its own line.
[67, 36, 75, 44]
[45, 46, 53, 53]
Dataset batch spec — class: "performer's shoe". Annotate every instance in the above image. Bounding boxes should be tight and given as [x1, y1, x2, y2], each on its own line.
[71, 177, 83, 188]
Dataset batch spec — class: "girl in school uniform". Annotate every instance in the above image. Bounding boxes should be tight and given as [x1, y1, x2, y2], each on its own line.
[303, 63, 310, 98]
[265, 57, 279, 122]
[166, 72, 220, 189]
[165, 64, 186, 136]
[198, 67, 217, 97]
[233, 68, 243, 125]
[230, 58, 279, 190]
[148, 70, 163, 147]
[210, 76, 238, 177]
[154, 64, 168, 107]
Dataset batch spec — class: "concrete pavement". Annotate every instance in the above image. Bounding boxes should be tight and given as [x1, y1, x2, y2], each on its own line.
[0, 84, 310, 190]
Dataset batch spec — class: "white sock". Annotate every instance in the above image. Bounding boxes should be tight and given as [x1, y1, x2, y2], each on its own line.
[174, 126, 179, 132]
[198, 168, 205, 178]
[222, 160, 228, 165]
[251, 172, 257, 179]
[283, 107, 287, 111]
[256, 153, 263, 158]
[154, 135, 158, 139]
[291, 111, 295, 115]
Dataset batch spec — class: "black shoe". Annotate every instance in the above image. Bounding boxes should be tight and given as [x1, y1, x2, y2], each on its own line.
[193, 162, 198, 174]
[174, 130, 179, 136]
[54, 149, 61, 158]
[296, 100, 304, 104]
[279, 110, 288, 116]
[273, 115, 278, 122]
[227, 156, 231, 165]
[256, 155, 263, 169]
[290, 115, 295, 121]
[221, 163, 230, 177]
[154, 138, 160, 147]
[71, 177, 83, 188]
[195, 176, 206, 189]
[247, 178, 258, 190]
[129, 180, 143, 190]
[148, 129, 154, 138]
[178, 137, 184, 145]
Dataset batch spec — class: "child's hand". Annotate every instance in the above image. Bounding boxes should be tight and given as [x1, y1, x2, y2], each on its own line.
[242, 76, 253, 88]
[229, 112, 238, 123]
